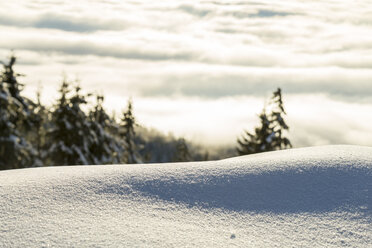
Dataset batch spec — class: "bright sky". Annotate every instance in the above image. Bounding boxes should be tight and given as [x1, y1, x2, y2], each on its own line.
[1, 0, 372, 147]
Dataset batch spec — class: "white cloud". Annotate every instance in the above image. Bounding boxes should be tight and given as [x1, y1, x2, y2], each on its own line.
[0, 10, 129, 32]
[102, 95, 372, 148]
[1, 0, 372, 147]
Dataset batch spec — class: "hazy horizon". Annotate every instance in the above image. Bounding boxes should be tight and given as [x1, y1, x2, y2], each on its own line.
[1, 0, 372, 147]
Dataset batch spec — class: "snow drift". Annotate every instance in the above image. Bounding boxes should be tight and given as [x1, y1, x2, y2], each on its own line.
[1, 145, 371, 247]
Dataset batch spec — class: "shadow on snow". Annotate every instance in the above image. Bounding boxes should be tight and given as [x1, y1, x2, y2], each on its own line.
[98, 166, 372, 214]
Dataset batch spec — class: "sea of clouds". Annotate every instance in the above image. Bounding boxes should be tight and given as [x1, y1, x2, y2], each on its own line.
[1, 0, 372, 146]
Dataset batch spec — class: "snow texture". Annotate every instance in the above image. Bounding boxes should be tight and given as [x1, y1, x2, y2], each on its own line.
[0, 145, 371, 247]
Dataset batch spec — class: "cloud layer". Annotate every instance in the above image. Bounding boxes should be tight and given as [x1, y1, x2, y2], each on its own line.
[1, 0, 372, 147]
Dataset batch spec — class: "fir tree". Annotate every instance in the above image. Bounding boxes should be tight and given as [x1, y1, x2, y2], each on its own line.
[1, 56, 28, 111]
[120, 99, 142, 164]
[46, 81, 95, 166]
[34, 88, 47, 159]
[237, 88, 291, 155]
[237, 110, 275, 155]
[25, 86, 50, 164]
[0, 56, 39, 169]
[89, 95, 123, 164]
[269, 88, 292, 150]
[172, 138, 191, 162]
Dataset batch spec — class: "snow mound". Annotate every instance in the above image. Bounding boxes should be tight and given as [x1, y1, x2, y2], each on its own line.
[1, 145, 371, 247]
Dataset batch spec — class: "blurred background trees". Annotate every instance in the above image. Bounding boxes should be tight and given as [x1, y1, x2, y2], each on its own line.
[237, 88, 292, 155]
[0, 56, 40, 170]
[120, 99, 142, 164]
[0, 55, 292, 170]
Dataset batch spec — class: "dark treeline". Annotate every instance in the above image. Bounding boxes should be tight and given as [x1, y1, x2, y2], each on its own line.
[0, 55, 291, 170]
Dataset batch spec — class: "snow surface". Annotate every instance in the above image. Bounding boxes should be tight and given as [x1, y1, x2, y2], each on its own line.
[1, 145, 371, 247]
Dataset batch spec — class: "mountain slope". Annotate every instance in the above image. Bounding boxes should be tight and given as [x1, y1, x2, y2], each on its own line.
[1, 145, 371, 247]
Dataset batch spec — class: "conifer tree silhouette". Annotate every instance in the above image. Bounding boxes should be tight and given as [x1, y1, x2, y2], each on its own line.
[269, 88, 292, 150]
[89, 95, 124, 164]
[173, 138, 191, 162]
[0, 56, 39, 169]
[46, 81, 94, 165]
[237, 88, 291, 155]
[120, 99, 142, 164]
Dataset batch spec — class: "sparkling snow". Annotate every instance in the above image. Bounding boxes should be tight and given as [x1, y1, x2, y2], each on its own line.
[1, 145, 371, 247]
